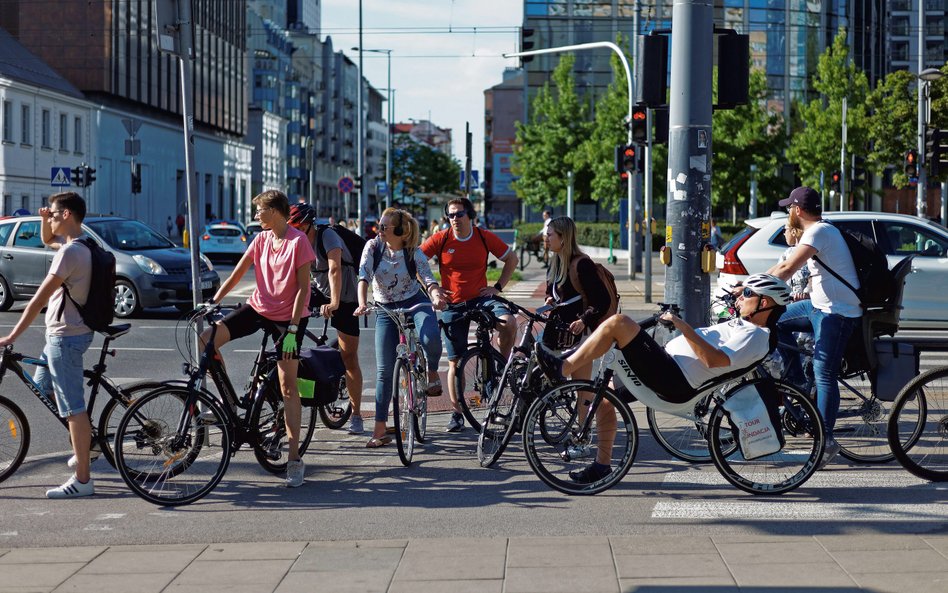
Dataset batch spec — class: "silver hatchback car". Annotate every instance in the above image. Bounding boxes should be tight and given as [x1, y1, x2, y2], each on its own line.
[715, 211, 948, 328]
[0, 215, 221, 318]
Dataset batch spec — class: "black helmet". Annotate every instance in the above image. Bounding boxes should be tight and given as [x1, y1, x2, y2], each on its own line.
[288, 203, 316, 228]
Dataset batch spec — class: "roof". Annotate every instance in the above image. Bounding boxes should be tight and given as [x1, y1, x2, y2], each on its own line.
[0, 26, 84, 99]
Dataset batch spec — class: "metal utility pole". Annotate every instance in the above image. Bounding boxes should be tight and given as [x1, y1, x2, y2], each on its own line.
[749, 163, 758, 218]
[917, 0, 927, 219]
[644, 110, 654, 303]
[356, 1, 364, 234]
[465, 122, 473, 200]
[664, 0, 714, 327]
[840, 98, 847, 211]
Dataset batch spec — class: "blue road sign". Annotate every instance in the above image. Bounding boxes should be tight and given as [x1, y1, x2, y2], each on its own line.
[338, 176, 354, 193]
[377, 181, 388, 196]
[51, 167, 71, 187]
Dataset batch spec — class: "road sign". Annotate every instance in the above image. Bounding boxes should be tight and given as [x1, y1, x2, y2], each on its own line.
[377, 181, 388, 196]
[338, 176, 354, 193]
[51, 167, 71, 187]
[460, 170, 480, 190]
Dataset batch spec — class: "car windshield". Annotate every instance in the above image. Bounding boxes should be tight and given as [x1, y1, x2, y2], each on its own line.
[87, 220, 175, 251]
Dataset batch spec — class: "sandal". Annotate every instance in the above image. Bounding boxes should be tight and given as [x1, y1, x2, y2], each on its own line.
[365, 436, 392, 448]
[426, 379, 443, 397]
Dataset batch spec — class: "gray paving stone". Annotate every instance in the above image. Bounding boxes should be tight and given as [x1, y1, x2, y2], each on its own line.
[275, 569, 394, 593]
[388, 579, 504, 593]
[77, 549, 201, 574]
[853, 570, 948, 593]
[165, 584, 274, 593]
[831, 548, 948, 574]
[403, 538, 498, 555]
[292, 545, 403, 572]
[610, 535, 717, 556]
[728, 562, 858, 588]
[507, 542, 613, 567]
[816, 534, 932, 551]
[393, 553, 505, 581]
[170, 559, 294, 586]
[716, 540, 833, 565]
[614, 553, 731, 579]
[195, 542, 306, 561]
[106, 544, 206, 554]
[619, 576, 738, 591]
[0, 548, 105, 565]
[0, 564, 84, 588]
[51, 572, 176, 593]
[504, 566, 620, 593]
[306, 539, 408, 549]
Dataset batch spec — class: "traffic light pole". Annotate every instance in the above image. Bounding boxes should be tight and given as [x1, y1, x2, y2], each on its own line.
[665, 0, 714, 327]
[917, 0, 927, 219]
[504, 41, 637, 279]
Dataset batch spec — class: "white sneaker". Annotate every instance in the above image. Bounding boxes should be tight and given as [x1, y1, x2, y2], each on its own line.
[67, 445, 102, 469]
[46, 475, 94, 499]
[285, 459, 304, 488]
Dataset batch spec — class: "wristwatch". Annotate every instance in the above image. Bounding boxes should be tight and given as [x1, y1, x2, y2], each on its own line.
[493, 282, 503, 292]
[287, 324, 299, 334]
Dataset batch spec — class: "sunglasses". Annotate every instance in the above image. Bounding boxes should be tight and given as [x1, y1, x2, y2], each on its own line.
[742, 287, 759, 299]
[446, 211, 467, 219]
[378, 223, 391, 232]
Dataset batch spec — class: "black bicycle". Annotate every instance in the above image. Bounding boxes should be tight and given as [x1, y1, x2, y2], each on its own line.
[451, 302, 507, 432]
[0, 324, 164, 483]
[517, 233, 544, 271]
[112, 305, 318, 506]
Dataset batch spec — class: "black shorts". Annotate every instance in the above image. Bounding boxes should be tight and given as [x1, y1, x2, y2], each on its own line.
[219, 305, 310, 359]
[329, 301, 360, 337]
[618, 330, 696, 403]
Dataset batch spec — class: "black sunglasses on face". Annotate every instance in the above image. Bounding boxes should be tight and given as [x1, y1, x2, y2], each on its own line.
[742, 287, 759, 299]
[446, 211, 467, 219]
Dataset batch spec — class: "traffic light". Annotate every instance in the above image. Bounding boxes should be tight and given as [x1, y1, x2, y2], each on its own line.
[851, 155, 866, 187]
[904, 149, 918, 178]
[131, 163, 142, 194]
[519, 27, 534, 66]
[85, 167, 96, 187]
[70, 167, 83, 187]
[630, 106, 647, 144]
[618, 144, 636, 180]
[830, 170, 841, 192]
[926, 128, 945, 177]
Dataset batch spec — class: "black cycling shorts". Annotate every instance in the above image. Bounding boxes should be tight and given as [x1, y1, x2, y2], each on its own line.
[328, 301, 360, 337]
[618, 330, 695, 403]
[219, 305, 310, 359]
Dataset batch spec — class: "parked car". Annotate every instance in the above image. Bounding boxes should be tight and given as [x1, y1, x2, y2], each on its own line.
[245, 221, 263, 239]
[199, 221, 248, 263]
[363, 216, 378, 239]
[0, 215, 220, 318]
[715, 211, 948, 328]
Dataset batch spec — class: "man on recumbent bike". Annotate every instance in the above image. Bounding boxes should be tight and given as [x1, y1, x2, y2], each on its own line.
[534, 273, 792, 483]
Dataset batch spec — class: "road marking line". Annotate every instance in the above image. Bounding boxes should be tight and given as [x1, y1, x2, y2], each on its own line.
[651, 501, 948, 520]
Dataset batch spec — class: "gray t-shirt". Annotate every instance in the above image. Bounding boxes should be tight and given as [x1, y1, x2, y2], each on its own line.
[312, 227, 358, 304]
[46, 237, 92, 336]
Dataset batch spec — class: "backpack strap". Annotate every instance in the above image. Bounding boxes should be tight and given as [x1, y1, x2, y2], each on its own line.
[372, 240, 418, 280]
[313, 225, 329, 272]
[371, 239, 385, 274]
[811, 222, 860, 298]
[567, 255, 591, 310]
[403, 247, 417, 280]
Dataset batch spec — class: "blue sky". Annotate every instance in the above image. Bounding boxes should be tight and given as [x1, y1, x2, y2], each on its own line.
[321, 0, 523, 173]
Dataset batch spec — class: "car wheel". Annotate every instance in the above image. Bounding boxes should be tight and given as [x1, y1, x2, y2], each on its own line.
[0, 275, 13, 312]
[113, 279, 141, 318]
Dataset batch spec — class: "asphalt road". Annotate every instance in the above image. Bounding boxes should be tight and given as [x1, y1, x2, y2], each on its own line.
[2, 264, 948, 548]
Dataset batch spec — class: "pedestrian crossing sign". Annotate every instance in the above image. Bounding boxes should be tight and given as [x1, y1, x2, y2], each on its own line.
[51, 167, 71, 187]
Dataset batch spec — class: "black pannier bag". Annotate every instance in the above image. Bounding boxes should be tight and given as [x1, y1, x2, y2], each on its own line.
[297, 346, 346, 406]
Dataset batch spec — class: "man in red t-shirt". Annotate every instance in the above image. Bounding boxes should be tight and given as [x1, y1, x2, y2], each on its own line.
[420, 197, 519, 432]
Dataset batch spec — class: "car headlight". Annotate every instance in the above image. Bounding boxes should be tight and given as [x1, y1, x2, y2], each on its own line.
[199, 253, 215, 272]
[132, 255, 167, 275]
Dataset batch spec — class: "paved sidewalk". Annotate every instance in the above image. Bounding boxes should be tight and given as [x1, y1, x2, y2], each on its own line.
[2, 535, 947, 592]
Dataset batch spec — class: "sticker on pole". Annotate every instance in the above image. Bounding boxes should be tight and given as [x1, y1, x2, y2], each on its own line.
[338, 176, 354, 193]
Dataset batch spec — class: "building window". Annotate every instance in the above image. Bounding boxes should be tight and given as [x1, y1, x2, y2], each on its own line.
[59, 113, 68, 150]
[20, 105, 30, 145]
[1, 101, 12, 142]
[73, 116, 82, 153]
[41, 109, 51, 148]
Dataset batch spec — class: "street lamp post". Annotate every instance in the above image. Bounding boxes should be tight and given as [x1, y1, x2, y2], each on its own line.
[353, 47, 393, 210]
[918, 67, 943, 219]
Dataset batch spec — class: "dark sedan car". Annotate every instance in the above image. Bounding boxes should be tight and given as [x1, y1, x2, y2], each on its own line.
[0, 215, 221, 317]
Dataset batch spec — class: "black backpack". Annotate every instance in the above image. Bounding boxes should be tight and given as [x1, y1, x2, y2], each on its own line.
[314, 223, 366, 269]
[57, 236, 116, 332]
[813, 221, 894, 308]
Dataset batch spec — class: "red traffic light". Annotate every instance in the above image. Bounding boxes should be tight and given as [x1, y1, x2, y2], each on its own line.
[631, 110, 646, 121]
[623, 147, 635, 158]
[906, 151, 916, 165]
[831, 172, 841, 183]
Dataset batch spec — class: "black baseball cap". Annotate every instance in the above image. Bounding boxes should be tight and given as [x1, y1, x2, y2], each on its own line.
[778, 186, 821, 211]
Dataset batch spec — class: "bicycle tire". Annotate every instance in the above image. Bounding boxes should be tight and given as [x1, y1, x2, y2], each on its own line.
[413, 370, 428, 444]
[477, 357, 526, 468]
[97, 380, 168, 469]
[519, 245, 531, 270]
[888, 366, 948, 482]
[708, 379, 823, 495]
[250, 381, 318, 475]
[647, 390, 739, 464]
[115, 388, 232, 506]
[392, 358, 414, 466]
[0, 395, 30, 484]
[521, 381, 639, 495]
[455, 347, 505, 433]
[834, 373, 900, 463]
[318, 376, 353, 429]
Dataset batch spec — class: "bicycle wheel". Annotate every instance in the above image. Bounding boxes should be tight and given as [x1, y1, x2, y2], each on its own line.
[412, 370, 428, 444]
[319, 376, 353, 429]
[0, 395, 29, 484]
[647, 391, 738, 463]
[519, 245, 531, 270]
[115, 388, 231, 506]
[522, 381, 639, 495]
[477, 357, 527, 468]
[888, 366, 948, 482]
[834, 373, 899, 463]
[250, 381, 318, 475]
[392, 358, 414, 466]
[709, 380, 823, 495]
[455, 347, 505, 433]
[97, 380, 168, 469]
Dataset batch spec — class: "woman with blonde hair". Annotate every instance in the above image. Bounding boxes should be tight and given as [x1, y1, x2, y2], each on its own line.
[544, 216, 612, 381]
[355, 208, 447, 447]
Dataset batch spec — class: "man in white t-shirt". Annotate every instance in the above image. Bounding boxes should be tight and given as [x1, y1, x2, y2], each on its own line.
[541, 209, 553, 268]
[535, 274, 792, 484]
[767, 186, 861, 469]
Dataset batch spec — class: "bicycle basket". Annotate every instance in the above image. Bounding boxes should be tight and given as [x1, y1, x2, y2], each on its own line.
[298, 346, 346, 406]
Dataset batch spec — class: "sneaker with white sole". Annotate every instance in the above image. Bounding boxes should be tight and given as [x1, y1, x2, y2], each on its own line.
[347, 415, 364, 435]
[446, 411, 464, 432]
[818, 439, 841, 470]
[285, 459, 305, 488]
[67, 444, 102, 469]
[46, 475, 94, 499]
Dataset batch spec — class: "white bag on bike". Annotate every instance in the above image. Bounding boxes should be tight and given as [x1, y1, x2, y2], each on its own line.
[722, 384, 782, 460]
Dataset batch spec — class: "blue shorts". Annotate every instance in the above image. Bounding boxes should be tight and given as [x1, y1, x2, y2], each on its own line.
[34, 332, 94, 418]
[440, 297, 512, 360]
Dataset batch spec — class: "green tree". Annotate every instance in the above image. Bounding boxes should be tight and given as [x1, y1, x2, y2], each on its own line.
[867, 69, 917, 188]
[786, 30, 871, 203]
[712, 68, 788, 220]
[391, 134, 462, 199]
[511, 54, 591, 210]
[926, 63, 948, 182]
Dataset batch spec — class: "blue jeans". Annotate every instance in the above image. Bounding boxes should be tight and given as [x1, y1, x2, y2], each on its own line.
[777, 300, 858, 437]
[34, 332, 94, 418]
[374, 291, 442, 423]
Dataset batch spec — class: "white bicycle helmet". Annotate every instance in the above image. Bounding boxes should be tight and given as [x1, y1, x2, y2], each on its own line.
[743, 273, 792, 306]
